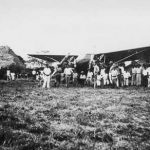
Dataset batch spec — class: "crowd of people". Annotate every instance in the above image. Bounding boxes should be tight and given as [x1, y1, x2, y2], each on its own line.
[4, 60, 150, 89]
[32, 61, 150, 89]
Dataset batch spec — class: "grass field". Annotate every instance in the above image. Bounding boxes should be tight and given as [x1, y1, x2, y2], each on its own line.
[0, 80, 150, 150]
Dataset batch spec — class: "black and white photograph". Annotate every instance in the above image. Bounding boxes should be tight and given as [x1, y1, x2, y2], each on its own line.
[0, 0, 150, 149]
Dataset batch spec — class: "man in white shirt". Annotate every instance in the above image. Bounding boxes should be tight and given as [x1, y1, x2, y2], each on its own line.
[64, 65, 73, 87]
[42, 64, 51, 88]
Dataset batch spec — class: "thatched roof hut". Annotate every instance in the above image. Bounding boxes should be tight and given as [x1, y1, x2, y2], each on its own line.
[0, 46, 25, 69]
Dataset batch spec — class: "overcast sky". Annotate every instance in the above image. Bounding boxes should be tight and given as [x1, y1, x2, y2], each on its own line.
[0, 0, 150, 59]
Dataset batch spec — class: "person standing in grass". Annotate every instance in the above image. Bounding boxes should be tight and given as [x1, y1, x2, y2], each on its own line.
[110, 65, 119, 88]
[6, 68, 11, 81]
[119, 65, 125, 87]
[54, 67, 62, 87]
[123, 68, 131, 87]
[64, 65, 73, 87]
[136, 64, 143, 86]
[142, 64, 148, 87]
[32, 69, 36, 80]
[86, 69, 93, 86]
[131, 64, 137, 86]
[93, 63, 99, 89]
[96, 71, 103, 88]
[11, 72, 15, 81]
[72, 69, 78, 87]
[147, 64, 150, 87]
[42, 64, 51, 89]
[79, 71, 86, 87]
[103, 69, 110, 87]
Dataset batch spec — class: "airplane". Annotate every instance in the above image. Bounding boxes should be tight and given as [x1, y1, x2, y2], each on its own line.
[28, 46, 150, 73]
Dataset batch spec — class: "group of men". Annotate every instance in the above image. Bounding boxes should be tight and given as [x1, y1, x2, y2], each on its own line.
[39, 64, 87, 88]
[36, 61, 150, 89]
[95, 63, 150, 88]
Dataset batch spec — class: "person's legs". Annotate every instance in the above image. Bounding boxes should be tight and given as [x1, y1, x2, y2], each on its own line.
[106, 79, 109, 86]
[94, 75, 97, 89]
[131, 74, 134, 85]
[127, 78, 129, 86]
[97, 80, 100, 87]
[139, 74, 142, 86]
[124, 79, 126, 86]
[142, 76, 146, 87]
[116, 78, 119, 87]
[136, 74, 139, 86]
[148, 77, 150, 87]
[66, 76, 70, 87]
[7, 75, 9, 81]
[90, 78, 93, 86]
[103, 78, 106, 86]
[47, 76, 50, 88]
[112, 78, 116, 88]
[73, 78, 78, 87]
[145, 76, 148, 87]
[121, 76, 124, 87]
[56, 74, 61, 87]
[133, 74, 136, 85]
[65, 76, 68, 87]
[42, 76, 46, 88]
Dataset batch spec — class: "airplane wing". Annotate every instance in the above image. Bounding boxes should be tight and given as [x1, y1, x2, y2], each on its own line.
[95, 46, 150, 64]
[28, 54, 78, 63]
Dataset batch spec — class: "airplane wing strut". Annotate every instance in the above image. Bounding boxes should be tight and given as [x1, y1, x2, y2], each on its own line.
[45, 56, 58, 62]
[114, 49, 146, 64]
